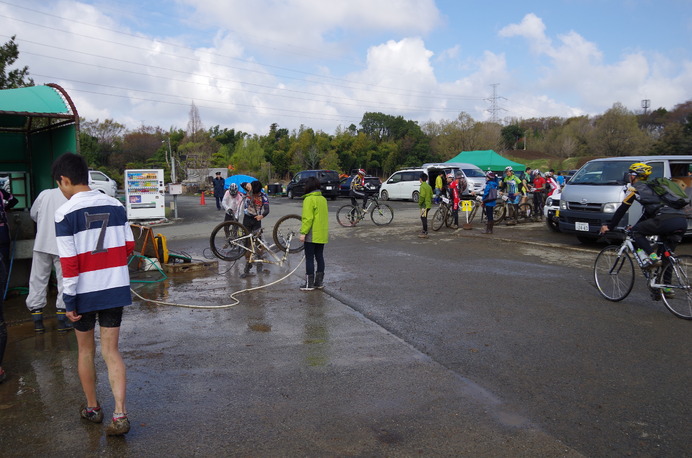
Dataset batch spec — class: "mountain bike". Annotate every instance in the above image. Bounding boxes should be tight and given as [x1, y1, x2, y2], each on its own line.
[493, 193, 534, 224]
[593, 229, 692, 320]
[209, 214, 304, 264]
[431, 195, 455, 231]
[337, 194, 394, 227]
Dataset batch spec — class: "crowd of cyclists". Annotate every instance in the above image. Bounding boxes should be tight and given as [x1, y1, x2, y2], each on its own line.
[427, 165, 564, 233]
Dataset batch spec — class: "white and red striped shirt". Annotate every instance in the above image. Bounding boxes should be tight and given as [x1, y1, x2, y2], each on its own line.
[55, 190, 134, 314]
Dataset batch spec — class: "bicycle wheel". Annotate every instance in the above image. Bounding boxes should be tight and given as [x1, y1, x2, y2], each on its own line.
[337, 205, 360, 227]
[493, 204, 506, 223]
[517, 203, 534, 223]
[467, 202, 480, 223]
[445, 206, 455, 227]
[431, 207, 445, 231]
[370, 203, 393, 226]
[273, 214, 305, 253]
[210, 221, 250, 261]
[660, 254, 692, 319]
[593, 245, 635, 301]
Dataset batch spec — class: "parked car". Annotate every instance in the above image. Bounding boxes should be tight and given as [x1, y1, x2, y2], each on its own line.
[89, 170, 117, 197]
[425, 162, 486, 195]
[379, 168, 424, 202]
[339, 175, 381, 197]
[286, 169, 340, 200]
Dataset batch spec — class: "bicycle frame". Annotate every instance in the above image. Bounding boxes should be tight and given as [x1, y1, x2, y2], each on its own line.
[229, 229, 294, 267]
[610, 233, 684, 289]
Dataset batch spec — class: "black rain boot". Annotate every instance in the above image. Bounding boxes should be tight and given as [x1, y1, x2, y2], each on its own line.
[56, 309, 73, 333]
[314, 272, 324, 290]
[31, 309, 45, 334]
[488, 221, 494, 234]
[300, 275, 315, 291]
[256, 263, 269, 274]
[240, 263, 253, 278]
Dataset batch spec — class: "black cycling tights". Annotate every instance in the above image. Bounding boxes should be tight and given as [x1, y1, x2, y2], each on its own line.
[632, 216, 687, 255]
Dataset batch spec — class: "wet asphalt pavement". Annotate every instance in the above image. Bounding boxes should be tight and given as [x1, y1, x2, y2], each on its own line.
[0, 194, 689, 456]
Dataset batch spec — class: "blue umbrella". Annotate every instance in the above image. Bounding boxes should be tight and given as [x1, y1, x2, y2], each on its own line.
[225, 174, 257, 192]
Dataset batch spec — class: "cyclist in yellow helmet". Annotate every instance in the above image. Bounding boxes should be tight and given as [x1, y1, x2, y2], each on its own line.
[600, 162, 687, 268]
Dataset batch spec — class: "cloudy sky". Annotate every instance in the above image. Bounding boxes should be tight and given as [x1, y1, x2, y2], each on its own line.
[1, 0, 690, 135]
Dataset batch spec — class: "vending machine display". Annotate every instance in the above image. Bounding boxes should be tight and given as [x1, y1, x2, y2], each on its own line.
[125, 169, 165, 220]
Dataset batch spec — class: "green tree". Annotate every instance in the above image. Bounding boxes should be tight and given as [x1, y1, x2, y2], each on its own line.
[588, 103, 651, 156]
[80, 118, 126, 167]
[501, 124, 525, 150]
[0, 35, 34, 89]
[230, 138, 266, 174]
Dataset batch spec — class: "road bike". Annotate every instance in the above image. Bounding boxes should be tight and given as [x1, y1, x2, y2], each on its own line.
[593, 229, 692, 320]
[337, 194, 394, 227]
[431, 195, 456, 231]
[209, 214, 304, 265]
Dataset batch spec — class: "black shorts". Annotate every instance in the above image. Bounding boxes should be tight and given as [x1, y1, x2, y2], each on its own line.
[73, 307, 124, 332]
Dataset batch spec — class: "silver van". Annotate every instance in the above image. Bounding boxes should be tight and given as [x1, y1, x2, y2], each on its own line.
[558, 156, 692, 242]
[422, 162, 485, 195]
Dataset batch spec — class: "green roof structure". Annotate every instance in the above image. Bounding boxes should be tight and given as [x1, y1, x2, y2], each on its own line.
[0, 83, 79, 204]
[446, 150, 525, 172]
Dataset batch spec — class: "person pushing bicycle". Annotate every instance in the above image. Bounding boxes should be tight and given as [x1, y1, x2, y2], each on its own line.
[600, 162, 687, 269]
[241, 180, 270, 277]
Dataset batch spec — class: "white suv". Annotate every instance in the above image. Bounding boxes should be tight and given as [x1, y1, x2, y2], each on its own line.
[89, 170, 118, 197]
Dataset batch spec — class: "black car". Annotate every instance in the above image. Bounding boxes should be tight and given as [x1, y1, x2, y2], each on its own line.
[339, 175, 382, 197]
[286, 169, 340, 200]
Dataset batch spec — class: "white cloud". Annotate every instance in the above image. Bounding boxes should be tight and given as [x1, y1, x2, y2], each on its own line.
[181, 0, 441, 52]
[497, 12, 691, 118]
[499, 13, 551, 55]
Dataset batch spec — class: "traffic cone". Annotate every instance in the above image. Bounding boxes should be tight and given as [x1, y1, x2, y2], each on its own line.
[200, 191, 206, 205]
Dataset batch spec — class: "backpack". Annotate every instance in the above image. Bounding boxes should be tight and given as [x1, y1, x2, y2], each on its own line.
[647, 177, 690, 210]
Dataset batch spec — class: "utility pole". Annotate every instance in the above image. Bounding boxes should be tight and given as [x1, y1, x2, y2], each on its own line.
[486, 83, 507, 124]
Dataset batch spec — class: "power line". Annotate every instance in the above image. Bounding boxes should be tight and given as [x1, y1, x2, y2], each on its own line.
[0, 3, 484, 103]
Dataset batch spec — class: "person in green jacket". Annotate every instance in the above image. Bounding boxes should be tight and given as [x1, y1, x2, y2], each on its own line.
[418, 172, 433, 238]
[299, 176, 329, 291]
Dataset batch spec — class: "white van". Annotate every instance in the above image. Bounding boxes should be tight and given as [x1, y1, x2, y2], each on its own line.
[426, 162, 486, 195]
[89, 170, 118, 197]
[380, 163, 484, 202]
[558, 156, 692, 242]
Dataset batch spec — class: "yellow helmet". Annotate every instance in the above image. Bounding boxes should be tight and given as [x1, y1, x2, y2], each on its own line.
[629, 162, 652, 178]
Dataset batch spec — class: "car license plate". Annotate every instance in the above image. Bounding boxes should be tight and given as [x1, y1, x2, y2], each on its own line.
[575, 222, 589, 231]
[325, 186, 332, 190]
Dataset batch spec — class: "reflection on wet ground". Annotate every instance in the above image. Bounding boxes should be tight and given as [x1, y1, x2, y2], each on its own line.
[0, 219, 584, 456]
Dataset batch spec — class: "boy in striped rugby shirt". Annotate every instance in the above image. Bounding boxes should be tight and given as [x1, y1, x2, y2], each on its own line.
[53, 153, 134, 436]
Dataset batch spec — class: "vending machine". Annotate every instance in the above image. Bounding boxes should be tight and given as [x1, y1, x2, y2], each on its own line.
[125, 169, 165, 220]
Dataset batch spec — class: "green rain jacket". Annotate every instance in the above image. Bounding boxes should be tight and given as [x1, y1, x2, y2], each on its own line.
[301, 191, 329, 244]
[419, 181, 433, 209]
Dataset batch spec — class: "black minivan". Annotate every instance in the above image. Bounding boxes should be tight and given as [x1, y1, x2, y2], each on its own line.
[286, 170, 340, 200]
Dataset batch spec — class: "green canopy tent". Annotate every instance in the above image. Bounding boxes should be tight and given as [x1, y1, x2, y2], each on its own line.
[445, 150, 525, 173]
[0, 83, 79, 207]
[0, 84, 80, 283]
